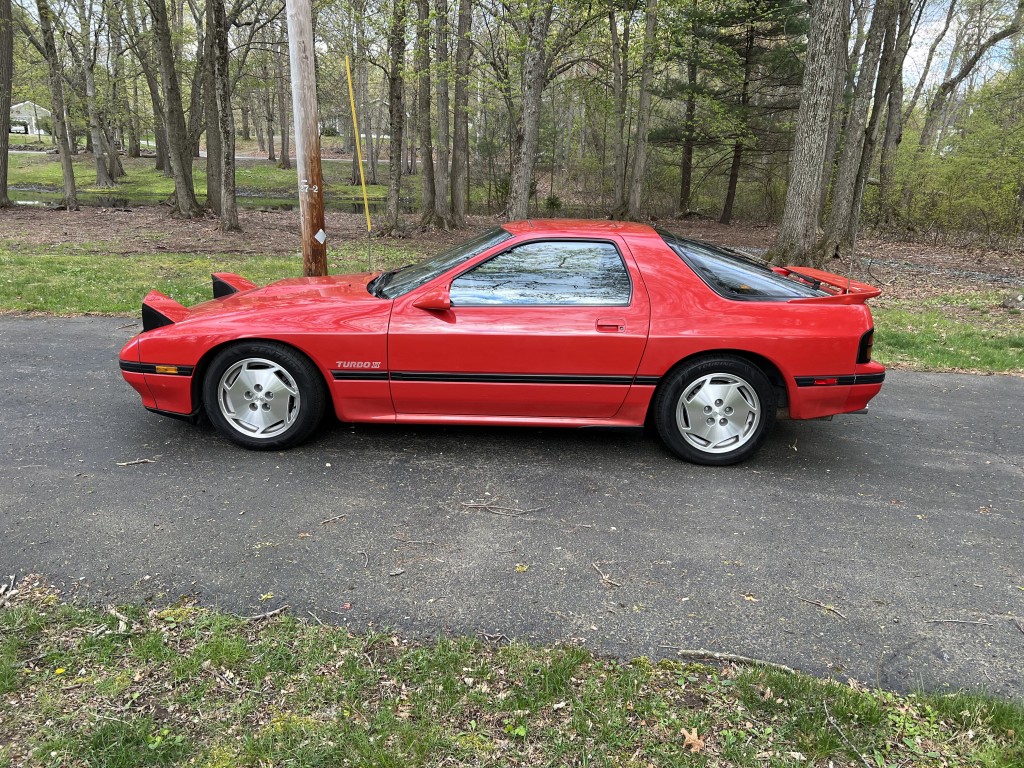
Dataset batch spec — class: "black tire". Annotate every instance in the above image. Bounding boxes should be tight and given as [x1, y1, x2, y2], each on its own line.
[653, 356, 776, 466]
[202, 341, 326, 450]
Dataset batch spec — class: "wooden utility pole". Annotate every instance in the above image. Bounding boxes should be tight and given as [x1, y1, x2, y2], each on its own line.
[285, 0, 328, 276]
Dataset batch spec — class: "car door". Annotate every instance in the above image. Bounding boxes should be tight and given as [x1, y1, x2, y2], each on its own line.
[387, 238, 651, 418]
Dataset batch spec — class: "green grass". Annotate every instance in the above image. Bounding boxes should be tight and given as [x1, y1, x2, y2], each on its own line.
[5, 153, 386, 202]
[873, 292, 1024, 373]
[0, 243, 422, 314]
[1, 578, 1021, 768]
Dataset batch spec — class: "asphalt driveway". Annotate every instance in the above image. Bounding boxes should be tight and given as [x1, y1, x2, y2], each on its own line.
[2, 316, 1022, 696]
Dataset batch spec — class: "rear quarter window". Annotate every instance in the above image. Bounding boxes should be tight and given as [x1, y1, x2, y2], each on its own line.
[658, 231, 828, 300]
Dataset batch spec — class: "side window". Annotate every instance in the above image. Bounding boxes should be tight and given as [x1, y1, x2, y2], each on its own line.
[450, 241, 631, 306]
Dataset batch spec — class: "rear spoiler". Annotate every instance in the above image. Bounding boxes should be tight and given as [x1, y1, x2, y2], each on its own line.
[142, 290, 189, 331]
[776, 266, 882, 304]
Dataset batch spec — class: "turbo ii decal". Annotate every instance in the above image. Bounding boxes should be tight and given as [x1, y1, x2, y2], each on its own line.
[336, 361, 382, 369]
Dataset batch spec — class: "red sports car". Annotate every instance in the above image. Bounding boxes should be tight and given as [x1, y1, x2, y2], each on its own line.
[119, 220, 884, 465]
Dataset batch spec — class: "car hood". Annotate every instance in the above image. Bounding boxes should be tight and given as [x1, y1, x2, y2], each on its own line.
[188, 272, 383, 318]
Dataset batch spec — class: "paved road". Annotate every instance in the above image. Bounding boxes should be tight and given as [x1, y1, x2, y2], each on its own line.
[2, 316, 1022, 696]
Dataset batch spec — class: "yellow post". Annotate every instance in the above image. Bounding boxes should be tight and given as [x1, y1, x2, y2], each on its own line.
[346, 55, 372, 234]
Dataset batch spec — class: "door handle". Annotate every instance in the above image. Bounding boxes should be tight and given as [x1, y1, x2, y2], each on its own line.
[596, 318, 626, 333]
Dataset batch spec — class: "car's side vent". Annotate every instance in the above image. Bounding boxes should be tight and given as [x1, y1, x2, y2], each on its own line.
[857, 328, 875, 364]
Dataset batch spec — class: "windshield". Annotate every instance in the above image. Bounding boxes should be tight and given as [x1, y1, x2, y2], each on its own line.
[375, 227, 514, 298]
[658, 230, 828, 300]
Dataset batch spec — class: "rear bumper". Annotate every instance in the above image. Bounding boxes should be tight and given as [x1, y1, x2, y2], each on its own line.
[788, 364, 885, 420]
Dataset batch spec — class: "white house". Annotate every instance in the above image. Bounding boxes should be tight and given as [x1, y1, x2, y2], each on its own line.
[10, 101, 51, 136]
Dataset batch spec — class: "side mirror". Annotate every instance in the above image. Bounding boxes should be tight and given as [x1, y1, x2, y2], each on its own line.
[413, 287, 452, 311]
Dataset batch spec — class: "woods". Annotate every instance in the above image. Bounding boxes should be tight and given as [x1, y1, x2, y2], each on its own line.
[2, 0, 1024, 267]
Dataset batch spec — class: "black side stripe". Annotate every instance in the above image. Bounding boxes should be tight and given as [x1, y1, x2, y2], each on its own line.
[332, 370, 389, 381]
[795, 373, 886, 388]
[331, 370, 664, 386]
[119, 361, 195, 376]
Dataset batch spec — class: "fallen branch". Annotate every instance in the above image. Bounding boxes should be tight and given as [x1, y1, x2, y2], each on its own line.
[460, 501, 543, 517]
[320, 514, 347, 525]
[116, 458, 156, 466]
[591, 562, 621, 588]
[392, 535, 435, 546]
[1013, 618, 1024, 636]
[241, 605, 290, 622]
[797, 596, 848, 620]
[823, 699, 874, 768]
[657, 646, 795, 674]
[925, 619, 992, 626]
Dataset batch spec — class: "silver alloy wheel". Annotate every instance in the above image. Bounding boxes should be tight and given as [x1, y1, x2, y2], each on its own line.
[675, 372, 761, 454]
[217, 357, 301, 439]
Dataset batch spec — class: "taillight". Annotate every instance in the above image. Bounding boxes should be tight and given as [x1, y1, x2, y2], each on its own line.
[857, 328, 874, 364]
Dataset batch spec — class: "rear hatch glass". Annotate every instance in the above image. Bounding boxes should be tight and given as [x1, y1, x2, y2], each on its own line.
[658, 230, 829, 300]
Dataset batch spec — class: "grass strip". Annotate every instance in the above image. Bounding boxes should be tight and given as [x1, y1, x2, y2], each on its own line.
[1, 577, 1021, 768]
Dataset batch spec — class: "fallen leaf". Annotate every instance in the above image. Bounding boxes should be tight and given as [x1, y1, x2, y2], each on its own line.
[743, 593, 759, 602]
[515, 563, 529, 573]
[681, 727, 704, 753]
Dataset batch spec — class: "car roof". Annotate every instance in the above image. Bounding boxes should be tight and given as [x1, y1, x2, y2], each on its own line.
[502, 219, 659, 237]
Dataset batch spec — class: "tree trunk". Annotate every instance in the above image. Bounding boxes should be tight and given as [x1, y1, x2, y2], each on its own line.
[0, 0, 12, 207]
[147, 0, 201, 217]
[625, 0, 658, 220]
[75, 0, 114, 187]
[264, 61, 276, 162]
[351, 0, 368, 186]
[432, 0, 454, 227]
[211, 0, 239, 231]
[414, 0, 437, 226]
[36, 0, 77, 209]
[253, 91, 266, 151]
[608, 10, 629, 216]
[721, 26, 754, 226]
[769, 0, 849, 266]
[204, 9, 222, 215]
[276, 21, 291, 170]
[450, 0, 472, 225]
[878, 1, 917, 227]
[127, 79, 142, 158]
[679, 37, 697, 216]
[819, 0, 892, 261]
[507, 0, 554, 220]
[240, 98, 251, 140]
[382, 0, 408, 234]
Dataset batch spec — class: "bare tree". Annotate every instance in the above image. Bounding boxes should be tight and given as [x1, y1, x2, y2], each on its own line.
[819, 0, 894, 260]
[211, 0, 239, 231]
[449, 0, 473, 225]
[35, 0, 77, 209]
[414, 0, 437, 226]
[146, 0, 202, 216]
[432, 0, 454, 227]
[381, 0, 408, 234]
[625, 0, 658, 220]
[769, 0, 850, 265]
[0, 0, 12, 207]
[507, 0, 554, 220]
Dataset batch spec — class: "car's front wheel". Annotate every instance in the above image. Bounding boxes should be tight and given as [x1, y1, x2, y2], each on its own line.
[654, 356, 775, 466]
[203, 341, 326, 450]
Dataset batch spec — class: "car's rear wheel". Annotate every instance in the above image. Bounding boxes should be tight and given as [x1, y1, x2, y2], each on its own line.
[203, 341, 326, 450]
[654, 356, 775, 466]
